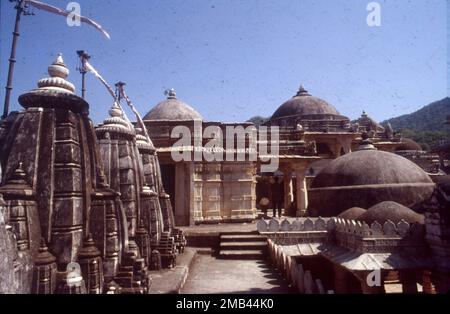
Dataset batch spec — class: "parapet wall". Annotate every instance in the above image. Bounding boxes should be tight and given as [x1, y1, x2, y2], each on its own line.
[258, 217, 427, 254]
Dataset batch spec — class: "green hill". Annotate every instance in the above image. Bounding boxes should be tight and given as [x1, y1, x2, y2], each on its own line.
[381, 97, 450, 150]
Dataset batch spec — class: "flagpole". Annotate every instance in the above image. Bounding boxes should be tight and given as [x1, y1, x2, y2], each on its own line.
[77, 50, 90, 99]
[3, 0, 25, 119]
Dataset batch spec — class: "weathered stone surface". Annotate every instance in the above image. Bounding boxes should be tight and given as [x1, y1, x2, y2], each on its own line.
[0, 202, 16, 293]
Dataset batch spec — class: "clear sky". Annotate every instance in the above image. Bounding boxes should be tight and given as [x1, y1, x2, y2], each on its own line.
[0, 0, 448, 124]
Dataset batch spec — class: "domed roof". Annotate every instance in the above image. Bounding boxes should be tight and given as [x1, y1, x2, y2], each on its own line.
[358, 201, 425, 225]
[356, 111, 385, 133]
[270, 86, 340, 120]
[308, 149, 435, 216]
[338, 207, 366, 220]
[395, 138, 422, 151]
[311, 150, 432, 188]
[143, 89, 202, 121]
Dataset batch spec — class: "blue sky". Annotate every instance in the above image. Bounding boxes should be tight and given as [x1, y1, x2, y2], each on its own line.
[0, 0, 448, 124]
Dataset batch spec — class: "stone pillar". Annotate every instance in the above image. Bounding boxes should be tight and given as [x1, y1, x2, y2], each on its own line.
[334, 141, 342, 157]
[282, 168, 292, 215]
[191, 163, 203, 225]
[174, 162, 187, 226]
[294, 168, 308, 217]
[340, 138, 353, 155]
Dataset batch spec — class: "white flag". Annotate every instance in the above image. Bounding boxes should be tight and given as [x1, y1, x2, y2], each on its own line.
[25, 0, 111, 39]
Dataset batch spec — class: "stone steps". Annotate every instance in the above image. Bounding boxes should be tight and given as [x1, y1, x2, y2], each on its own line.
[219, 249, 266, 260]
[218, 232, 268, 260]
[220, 234, 266, 242]
[220, 241, 268, 250]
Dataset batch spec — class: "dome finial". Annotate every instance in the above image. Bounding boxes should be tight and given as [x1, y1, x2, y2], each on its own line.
[109, 101, 123, 118]
[34, 53, 75, 94]
[358, 132, 377, 151]
[96, 100, 133, 135]
[296, 84, 310, 97]
[165, 88, 177, 99]
[48, 53, 69, 79]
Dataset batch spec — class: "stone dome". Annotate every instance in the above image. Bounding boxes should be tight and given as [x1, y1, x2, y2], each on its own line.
[337, 207, 366, 220]
[143, 89, 202, 121]
[358, 201, 425, 225]
[395, 138, 422, 151]
[270, 86, 342, 121]
[308, 149, 435, 216]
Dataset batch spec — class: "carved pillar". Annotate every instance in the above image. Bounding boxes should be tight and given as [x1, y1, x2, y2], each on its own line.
[334, 141, 342, 157]
[340, 137, 353, 155]
[282, 167, 292, 214]
[294, 168, 308, 217]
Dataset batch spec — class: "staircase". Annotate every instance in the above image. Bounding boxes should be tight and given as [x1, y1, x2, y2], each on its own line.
[219, 231, 268, 260]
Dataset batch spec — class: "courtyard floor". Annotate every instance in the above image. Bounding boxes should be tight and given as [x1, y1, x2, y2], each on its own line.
[180, 254, 293, 294]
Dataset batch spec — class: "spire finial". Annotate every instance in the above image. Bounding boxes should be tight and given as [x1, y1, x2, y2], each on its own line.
[296, 85, 310, 97]
[165, 88, 177, 99]
[48, 53, 69, 79]
[358, 132, 377, 151]
[109, 101, 123, 118]
[35, 53, 75, 93]
[11, 162, 27, 181]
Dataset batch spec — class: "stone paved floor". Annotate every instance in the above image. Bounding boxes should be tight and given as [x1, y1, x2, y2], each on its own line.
[180, 255, 293, 294]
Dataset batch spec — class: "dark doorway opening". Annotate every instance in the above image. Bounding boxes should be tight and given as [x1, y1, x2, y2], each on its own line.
[160, 163, 176, 217]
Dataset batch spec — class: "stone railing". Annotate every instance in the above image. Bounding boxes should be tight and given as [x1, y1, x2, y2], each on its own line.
[257, 217, 333, 232]
[267, 239, 333, 294]
[258, 217, 426, 253]
[333, 217, 423, 238]
[258, 218, 332, 245]
[333, 218, 426, 253]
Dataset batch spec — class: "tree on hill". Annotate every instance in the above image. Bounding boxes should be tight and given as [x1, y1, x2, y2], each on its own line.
[382, 97, 450, 149]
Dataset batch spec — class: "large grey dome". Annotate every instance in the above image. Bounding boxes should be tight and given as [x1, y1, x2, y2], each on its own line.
[308, 149, 435, 217]
[270, 86, 341, 121]
[143, 89, 203, 121]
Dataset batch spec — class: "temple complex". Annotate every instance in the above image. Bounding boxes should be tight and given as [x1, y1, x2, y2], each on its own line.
[256, 86, 405, 217]
[0, 54, 449, 295]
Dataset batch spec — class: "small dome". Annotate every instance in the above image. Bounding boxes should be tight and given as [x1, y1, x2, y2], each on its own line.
[357, 111, 384, 133]
[338, 207, 366, 220]
[143, 89, 202, 121]
[308, 150, 435, 216]
[358, 201, 425, 225]
[270, 85, 341, 121]
[395, 138, 422, 151]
